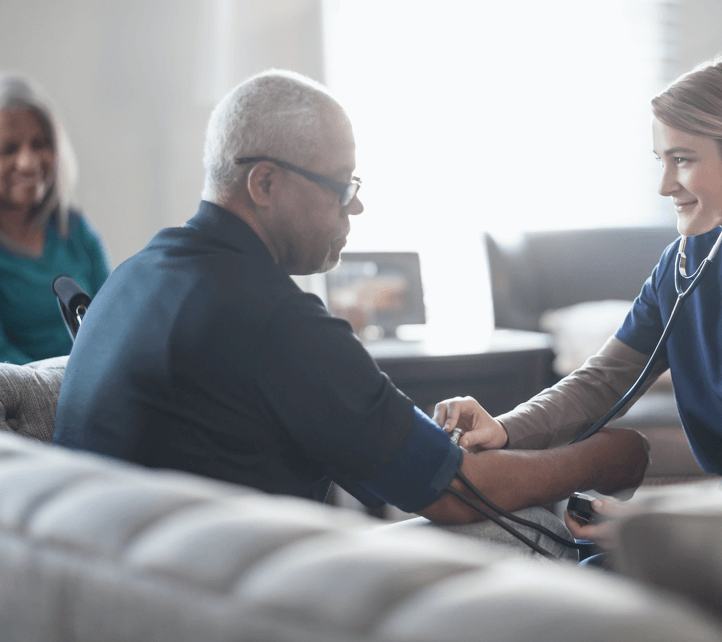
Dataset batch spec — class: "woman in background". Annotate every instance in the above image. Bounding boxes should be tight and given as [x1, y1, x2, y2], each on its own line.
[434, 55, 722, 549]
[0, 74, 110, 364]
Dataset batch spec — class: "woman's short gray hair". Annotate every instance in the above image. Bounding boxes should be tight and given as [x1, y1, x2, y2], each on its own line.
[0, 73, 78, 236]
[652, 56, 722, 155]
[202, 70, 344, 202]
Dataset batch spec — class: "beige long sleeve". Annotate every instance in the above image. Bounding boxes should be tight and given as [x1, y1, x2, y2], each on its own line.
[498, 336, 670, 450]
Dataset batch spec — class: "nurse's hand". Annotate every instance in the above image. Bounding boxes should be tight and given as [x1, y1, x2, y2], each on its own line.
[564, 496, 643, 550]
[433, 396, 508, 451]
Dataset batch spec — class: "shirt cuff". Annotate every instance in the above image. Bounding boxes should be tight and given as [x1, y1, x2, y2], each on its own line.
[355, 406, 464, 513]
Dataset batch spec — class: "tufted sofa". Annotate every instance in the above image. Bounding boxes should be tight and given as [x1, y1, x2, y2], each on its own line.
[1, 357, 722, 641]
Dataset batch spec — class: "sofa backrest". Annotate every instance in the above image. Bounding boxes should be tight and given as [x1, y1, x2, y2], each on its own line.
[0, 431, 719, 642]
[484, 227, 679, 331]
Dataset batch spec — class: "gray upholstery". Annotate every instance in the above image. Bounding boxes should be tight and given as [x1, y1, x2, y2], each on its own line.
[484, 227, 679, 333]
[615, 481, 722, 622]
[0, 356, 67, 442]
[0, 432, 721, 642]
[0, 358, 720, 639]
[619, 513, 722, 619]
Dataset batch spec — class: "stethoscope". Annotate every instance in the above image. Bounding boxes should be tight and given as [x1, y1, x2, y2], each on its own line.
[571, 226, 722, 444]
[447, 228, 722, 559]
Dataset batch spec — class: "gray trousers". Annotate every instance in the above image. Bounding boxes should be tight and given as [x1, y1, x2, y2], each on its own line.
[382, 507, 580, 562]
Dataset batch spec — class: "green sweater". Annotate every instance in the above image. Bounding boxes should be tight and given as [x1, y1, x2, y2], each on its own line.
[0, 211, 110, 364]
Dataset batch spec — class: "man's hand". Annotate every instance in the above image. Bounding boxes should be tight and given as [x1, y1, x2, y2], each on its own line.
[564, 496, 643, 549]
[433, 396, 508, 451]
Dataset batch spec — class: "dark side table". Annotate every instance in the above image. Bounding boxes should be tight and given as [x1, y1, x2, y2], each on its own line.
[367, 329, 555, 417]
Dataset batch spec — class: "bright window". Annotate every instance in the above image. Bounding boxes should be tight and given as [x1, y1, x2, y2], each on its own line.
[322, 0, 668, 342]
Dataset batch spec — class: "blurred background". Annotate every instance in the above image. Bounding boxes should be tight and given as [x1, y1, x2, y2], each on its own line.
[2, 0, 721, 341]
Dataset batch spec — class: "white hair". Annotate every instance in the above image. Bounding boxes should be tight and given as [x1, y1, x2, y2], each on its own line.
[0, 73, 78, 237]
[202, 69, 345, 203]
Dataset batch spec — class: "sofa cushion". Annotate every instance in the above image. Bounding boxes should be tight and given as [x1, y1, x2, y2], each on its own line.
[615, 481, 722, 623]
[0, 432, 720, 642]
[0, 356, 67, 441]
[540, 299, 633, 376]
[539, 300, 673, 391]
[618, 513, 722, 620]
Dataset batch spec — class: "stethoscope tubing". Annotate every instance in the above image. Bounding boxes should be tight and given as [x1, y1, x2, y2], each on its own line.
[571, 229, 722, 444]
[456, 229, 722, 557]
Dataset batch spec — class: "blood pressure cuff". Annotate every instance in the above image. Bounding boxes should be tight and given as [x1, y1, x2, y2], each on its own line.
[336, 406, 464, 513]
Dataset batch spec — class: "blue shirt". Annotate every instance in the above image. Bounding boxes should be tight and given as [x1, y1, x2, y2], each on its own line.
[617, 228, 722, 474]
[0, 211, 110, 364]
[54, 201, 461, 511]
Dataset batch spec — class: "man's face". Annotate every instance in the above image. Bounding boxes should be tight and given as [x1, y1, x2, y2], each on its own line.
[269, 106, 363, 275]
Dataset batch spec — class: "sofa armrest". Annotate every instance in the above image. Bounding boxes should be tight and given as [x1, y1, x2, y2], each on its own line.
[0, 356, 67, 442]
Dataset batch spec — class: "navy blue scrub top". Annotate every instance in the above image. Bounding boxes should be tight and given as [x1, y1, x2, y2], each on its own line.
[616, 229, 722, 475]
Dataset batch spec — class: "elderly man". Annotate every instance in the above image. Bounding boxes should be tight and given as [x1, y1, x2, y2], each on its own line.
[53, 71, 648, 554]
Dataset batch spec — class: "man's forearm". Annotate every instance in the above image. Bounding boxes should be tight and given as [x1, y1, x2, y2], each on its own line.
[419, 428, 649, 525]
[497, 337, 668, 450]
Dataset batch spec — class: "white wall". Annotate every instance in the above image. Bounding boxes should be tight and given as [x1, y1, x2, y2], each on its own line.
[1, 0, 720, 267]
[0, 0, 324, 267]
[671, 0, 722, 78]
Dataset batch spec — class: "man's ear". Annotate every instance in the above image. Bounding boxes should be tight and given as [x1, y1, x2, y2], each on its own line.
[246, 162, 276, 207]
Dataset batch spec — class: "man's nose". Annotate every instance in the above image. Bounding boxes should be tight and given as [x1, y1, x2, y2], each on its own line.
[346, 194, 364, 216]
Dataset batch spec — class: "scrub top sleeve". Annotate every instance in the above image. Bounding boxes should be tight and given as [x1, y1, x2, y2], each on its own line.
[616, 243, 676, 356]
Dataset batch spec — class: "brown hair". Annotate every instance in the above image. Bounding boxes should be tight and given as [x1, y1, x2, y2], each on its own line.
[652, 56, 722, 155]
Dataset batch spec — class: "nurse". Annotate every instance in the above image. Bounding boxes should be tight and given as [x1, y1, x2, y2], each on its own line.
[434, 55, 722, 547]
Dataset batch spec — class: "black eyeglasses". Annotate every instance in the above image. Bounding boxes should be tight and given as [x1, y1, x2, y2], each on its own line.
[235, 156, 361, 207]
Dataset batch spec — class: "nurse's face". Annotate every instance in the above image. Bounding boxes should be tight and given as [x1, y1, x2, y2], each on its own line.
[653, 117, 722, 236]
